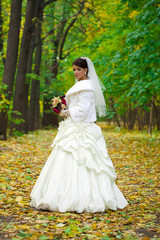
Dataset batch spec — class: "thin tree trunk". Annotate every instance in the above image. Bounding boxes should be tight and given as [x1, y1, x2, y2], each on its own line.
[28, 32, 42, 131]
[148, 96, 154, 137]
[28, 80, 37, 131]
[157, 106, 160, 130]
[41, 43, 59, 127]
[0, 0, 3, 56]
[137, 107, 143, 130]
[22, 37, 35, 133]
[34, 1, 44, 130]
[110, 97, 121, 127]
[127, 104, 136, 130]
[28, 0, 43, 131]
[0, 0, 4, 139]
[0, 0, 4, 65]
[155, 104, 160, 130]
[11, 0, 36, 133]
[42, 1, 86, 127]
[34, 80, 40, 129]
[0, 0, 22, 139]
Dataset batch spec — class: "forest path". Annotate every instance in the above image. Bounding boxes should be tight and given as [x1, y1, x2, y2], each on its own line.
[0, 125, 159, 239]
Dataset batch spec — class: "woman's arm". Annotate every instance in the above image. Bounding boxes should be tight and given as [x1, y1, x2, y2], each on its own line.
[69, 90, 94, 122]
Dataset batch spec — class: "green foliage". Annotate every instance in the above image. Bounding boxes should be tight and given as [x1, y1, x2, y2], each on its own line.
[0, 84, 25, 127]
[40, 0, 95, 97]
[8, 110, 25, 125]
[61, 0, 159, 129]
[1, 0, 159, 133]
[26, 73, 42, 82]
[0, 83, 10, 111]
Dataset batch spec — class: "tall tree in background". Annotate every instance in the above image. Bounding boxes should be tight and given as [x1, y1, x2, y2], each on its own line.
[22, 0, 57, 132]
[0, 0, 22, 139]
[10, 0, 36, 133]
[28, 0, 44, 131]
[0, 0, 3, 57]
[11, 0, 58, 133]
[42, 0, 88, 126]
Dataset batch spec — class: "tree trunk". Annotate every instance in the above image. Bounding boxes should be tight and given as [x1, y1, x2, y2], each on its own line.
[42, 1, 86, 127]
[126, 104, 136, 130]
[42, 51, 59, 127]
[155, 104, 160, 130]
[110, 97, 121, 127]
[42, 58, 59, 127]
[22, 37, 35, 133]
[11, 0, 36, 133]
[28, 0, 43, 131]
[148, 96, 154, 137]
[42, 98, 59, 127]
[0, 0, 22, 140]
[34, 80, 40, 129]
[28, 26, 42, 131]
[121, 114, 127, 128]
[0, 0, 3, 55]
[0, 0, 5, 65]
[136, 107, 144, 130]
[157, 106, 160, 130]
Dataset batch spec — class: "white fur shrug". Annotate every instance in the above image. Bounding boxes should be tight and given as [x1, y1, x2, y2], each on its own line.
[65, 79, 97, 122]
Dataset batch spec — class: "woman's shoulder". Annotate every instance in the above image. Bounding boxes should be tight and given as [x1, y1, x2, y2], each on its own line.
[66, 79, 93, 96]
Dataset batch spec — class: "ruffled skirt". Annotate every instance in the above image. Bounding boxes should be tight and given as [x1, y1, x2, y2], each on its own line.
[30, 118, 128, 213]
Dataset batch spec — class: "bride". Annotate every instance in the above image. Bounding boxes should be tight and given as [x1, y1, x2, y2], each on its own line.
[30, 57, 128, 213]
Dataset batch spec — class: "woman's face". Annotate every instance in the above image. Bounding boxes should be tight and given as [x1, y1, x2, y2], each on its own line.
[73, 65, 87, 81]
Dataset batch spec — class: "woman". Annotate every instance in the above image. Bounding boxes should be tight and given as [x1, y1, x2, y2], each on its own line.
[30, 57, 128, 213]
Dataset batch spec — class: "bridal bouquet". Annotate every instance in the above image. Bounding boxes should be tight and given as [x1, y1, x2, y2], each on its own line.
[51, 95, 67, 114]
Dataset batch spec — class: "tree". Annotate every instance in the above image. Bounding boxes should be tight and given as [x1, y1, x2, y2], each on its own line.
[42, 0, 88, 126]
[10, 0, 58, 133]
[1, 0, 159, 138]
[10, 0, 36, 133]
[0, 0, 22, 139]
[28, 0, 44, 131]
[0, 0, 3, 56]
[65, 0, 160, 131]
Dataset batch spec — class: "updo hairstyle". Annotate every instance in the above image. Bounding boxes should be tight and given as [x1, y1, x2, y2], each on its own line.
[72, 58, 88, 74]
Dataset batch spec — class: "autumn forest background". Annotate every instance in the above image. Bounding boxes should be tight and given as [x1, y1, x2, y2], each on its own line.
[0, 0, 160, 239]
[0, 0, 159, 139]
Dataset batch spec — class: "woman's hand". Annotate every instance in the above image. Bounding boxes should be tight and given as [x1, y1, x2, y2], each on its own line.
[59, 109, 70, 118]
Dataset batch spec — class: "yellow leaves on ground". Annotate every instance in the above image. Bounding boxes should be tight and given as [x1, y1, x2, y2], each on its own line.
[0, 126, 160, 239]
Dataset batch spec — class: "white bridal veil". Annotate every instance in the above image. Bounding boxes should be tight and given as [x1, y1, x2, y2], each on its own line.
[81, 57, 106, 117]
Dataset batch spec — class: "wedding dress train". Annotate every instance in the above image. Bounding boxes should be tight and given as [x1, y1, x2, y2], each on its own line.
[30, 118, 128, 213]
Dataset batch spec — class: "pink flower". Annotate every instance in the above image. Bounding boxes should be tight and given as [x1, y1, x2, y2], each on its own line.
[53, 108, 60, 113]
[62, 98, 66, 105]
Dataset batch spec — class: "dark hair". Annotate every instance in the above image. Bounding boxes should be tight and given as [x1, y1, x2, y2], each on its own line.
[72, 58, 88, 71]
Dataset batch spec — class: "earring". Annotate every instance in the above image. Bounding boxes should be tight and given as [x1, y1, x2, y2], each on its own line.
[85, 72, 86, 74]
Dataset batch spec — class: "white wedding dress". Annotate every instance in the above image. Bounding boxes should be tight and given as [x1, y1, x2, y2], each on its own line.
[30, 80, 128, 213]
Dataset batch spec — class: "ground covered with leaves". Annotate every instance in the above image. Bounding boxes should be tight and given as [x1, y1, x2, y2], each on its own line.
[0, 124, 159, 240]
